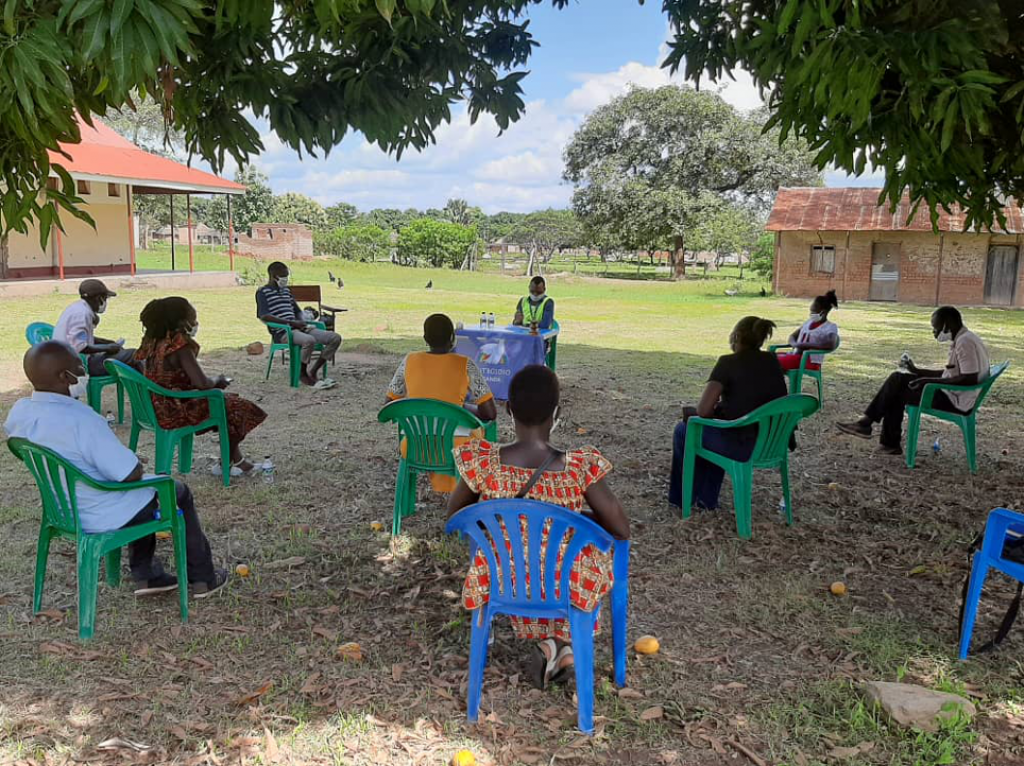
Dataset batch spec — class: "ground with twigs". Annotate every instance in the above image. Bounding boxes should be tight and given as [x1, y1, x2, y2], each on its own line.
[2, 262, 1024, 766]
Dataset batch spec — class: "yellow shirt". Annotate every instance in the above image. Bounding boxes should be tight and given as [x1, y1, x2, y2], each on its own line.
[386, 351, 494, 406]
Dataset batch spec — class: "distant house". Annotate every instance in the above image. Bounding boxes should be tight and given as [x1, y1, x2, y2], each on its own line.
[151, 222, 226, 246]
[767, 187, 1024, 307]
[0, 117, 243, 280]
[234, 223, 314, 260]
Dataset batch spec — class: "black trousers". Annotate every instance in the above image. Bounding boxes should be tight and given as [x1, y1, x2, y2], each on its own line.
[86, 347, 140, 376]
[123, 480, 215, 584]
[864, 371, 963, 448]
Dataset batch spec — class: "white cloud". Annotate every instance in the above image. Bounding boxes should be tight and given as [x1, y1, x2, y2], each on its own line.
[563, 61, 680, 114]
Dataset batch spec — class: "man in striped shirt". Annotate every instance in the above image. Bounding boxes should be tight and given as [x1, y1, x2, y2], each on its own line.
[256, 262, 342, 388]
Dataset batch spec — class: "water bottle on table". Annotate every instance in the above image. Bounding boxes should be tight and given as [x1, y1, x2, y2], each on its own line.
[479, 312, 486, 328]
[487, 312, 495, 328]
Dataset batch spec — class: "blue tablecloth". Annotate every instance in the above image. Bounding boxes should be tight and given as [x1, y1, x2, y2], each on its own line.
[455, 324, 559, 400]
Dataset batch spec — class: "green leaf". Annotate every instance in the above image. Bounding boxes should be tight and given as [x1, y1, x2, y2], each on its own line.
[3, 0, 17, 36]
[375, 0, 396, 24]
[110, 0, 134, 38]
[940, 95, 958, 153]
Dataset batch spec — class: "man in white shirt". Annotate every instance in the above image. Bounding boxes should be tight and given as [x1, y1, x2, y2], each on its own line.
[4, 341, 227, 597]
[838, 306, 990, 454]
[54, 279, 140, 376]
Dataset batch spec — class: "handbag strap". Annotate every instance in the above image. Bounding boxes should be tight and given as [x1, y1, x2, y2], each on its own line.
[515, 448, 563, 499]
[958, 531, 1023, 655]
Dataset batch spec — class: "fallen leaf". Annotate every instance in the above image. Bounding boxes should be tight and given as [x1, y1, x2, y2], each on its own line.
[169, 726, 188, 741]
[299, 672, 321, 694]
[264, 728, 280, 763]
[639, 706, 664, 721]
[141, 710, 153, 727]
[576, 427, 588, 435]
[312, 625, 337, 641]
[35, 608, 65, 622]
[336, 642, 363, 662]
[264, 556, 307, 570]
[392, 664, 405, 682]
[235, 681, 273, 706]
[97, 737, 152, 753]
[617, 687, 644, 700]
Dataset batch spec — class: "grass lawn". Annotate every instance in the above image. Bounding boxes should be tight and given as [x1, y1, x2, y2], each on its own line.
[2, 257, 1024, 766]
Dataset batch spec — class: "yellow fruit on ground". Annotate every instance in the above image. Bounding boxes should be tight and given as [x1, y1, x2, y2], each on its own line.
[370, 521, 385, 532]
[828, 482, 840, 491]
[634, 635, 660, 655]
[336, 642, 363, 662]
[235, 564, 251, 577]
[155, 531, 171, 540]
[830, 581, 847, 597]
[451, 751, 476, 766]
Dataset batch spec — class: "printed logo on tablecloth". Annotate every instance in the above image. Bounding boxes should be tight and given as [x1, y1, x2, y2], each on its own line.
[477, 340, 508, 366]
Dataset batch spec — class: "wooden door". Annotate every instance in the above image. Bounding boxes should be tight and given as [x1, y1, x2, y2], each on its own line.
[869, 243, 900, 301]
[984, 246, 1019, 306]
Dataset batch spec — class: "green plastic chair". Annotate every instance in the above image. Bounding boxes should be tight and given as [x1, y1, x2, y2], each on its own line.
[25, 321, 126, 424]
[769, 339, 840, 408]
[263, 320, 330, 388]
[681, 394, 819, 540]
[377, 398, 498, 535]
[7, 437, 188, 640]
[104, 360, 233, 487]
[906, 362, 1009, 474]
[546, 319, 560, 370]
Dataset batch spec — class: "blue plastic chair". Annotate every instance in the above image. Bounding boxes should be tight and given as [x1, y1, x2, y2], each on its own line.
[445, 499, 630, 734]
[959, 507, 1024, 659]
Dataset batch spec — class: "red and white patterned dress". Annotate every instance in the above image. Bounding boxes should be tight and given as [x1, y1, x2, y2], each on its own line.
[454, 439, 615, 641]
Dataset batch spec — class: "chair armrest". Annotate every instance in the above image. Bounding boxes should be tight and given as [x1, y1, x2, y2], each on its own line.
[321, 305, 348, 313]
[686, 413, 756, 431]
[264, 321, 294, 343]
[919, 378, 985, 410]
[768, 344, 792, 353]
[76, 472, 177, 495]
[156, 386, 226, 402]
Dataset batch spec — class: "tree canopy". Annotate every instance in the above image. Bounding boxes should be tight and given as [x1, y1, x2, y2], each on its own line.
[662, 0, 1024, 230]
[563, 85, 819, 271]
[0, 0, 572, 241]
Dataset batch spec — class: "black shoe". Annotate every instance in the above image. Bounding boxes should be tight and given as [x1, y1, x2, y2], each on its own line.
[837, 421, 872, 439]
[877, 444, 903, 456]
[134, 573, 178, 596]
[191, 569, 229, 599]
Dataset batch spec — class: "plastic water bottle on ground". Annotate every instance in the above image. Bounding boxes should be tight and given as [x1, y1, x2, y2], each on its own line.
[105, 411, 115, 428]
[933, 438, 941, 455]
[778, 497, 787, 515]
[261, 456, 275, 485]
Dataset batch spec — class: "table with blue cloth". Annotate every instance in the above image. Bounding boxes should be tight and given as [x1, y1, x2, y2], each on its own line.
[455, 324, 559, 400]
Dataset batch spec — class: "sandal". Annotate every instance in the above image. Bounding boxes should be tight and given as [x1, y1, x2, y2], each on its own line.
[210, 459, 256, 477]
[530, 639, 574, 690]
[312, 379, 337, 391]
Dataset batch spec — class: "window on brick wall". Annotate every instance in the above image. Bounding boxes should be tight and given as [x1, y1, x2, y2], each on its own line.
[811, 245, 836, 274]
[76, 180, 91, 195]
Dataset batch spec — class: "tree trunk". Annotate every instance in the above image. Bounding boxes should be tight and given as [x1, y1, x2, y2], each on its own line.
[672, 234, 686, 279]
[526, 246, 536, 276]
[0, 233, 8, 279]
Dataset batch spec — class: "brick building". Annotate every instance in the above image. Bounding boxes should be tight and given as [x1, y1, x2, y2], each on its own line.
[767, 188, 1024, 307]
[233, 223, 314, 260]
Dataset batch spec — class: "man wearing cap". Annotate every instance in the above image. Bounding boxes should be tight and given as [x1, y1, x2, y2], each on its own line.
[53, 279, 141, 376]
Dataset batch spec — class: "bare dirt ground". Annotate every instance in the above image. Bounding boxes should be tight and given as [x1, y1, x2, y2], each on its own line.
[2, 341, 1024, 766]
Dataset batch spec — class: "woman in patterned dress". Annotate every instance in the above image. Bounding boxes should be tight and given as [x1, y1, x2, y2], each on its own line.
[447, 365, 630, 689]
[136, 297, 267, 475]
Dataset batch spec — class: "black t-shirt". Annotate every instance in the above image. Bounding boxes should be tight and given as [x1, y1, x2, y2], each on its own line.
[708, 349, 788, 422]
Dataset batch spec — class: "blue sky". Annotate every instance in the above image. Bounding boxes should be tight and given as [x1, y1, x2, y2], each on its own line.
[240, 0, 877, 213]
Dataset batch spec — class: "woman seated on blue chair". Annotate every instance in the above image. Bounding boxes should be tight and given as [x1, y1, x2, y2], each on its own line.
[447, 365, 630, 690]
[669, 316, 788, 511]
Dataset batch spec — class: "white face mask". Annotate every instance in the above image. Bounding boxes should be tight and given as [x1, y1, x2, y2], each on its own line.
[95, 298, 108, 315]
[277, 276, 289, 288]
[188, 323, 199, 338]
[532, 292, 546, 302]
[66, 371, 89, 400]
[809, 312, 825, 323]
[936, 328, 953, 343]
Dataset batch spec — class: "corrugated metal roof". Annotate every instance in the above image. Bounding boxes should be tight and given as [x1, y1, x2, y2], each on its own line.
[48, 117, 245, 195]
[766, 187, 1024, 234]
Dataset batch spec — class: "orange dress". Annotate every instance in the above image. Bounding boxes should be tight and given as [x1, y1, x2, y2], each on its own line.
[135, 333, 267, 443]
[387, 351, 495, 492]
[454, 439, 615, 641]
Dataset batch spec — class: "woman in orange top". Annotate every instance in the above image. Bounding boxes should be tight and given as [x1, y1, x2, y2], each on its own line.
[386, 314, 498, 492]
[447, 365, 630, 689]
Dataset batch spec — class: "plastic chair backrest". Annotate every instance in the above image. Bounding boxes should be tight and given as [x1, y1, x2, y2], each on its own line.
[104, 359, 162, 430]
[971, 362, 1009, 411]
[378, 398, 485, 470]
[445, 499, 614, 609]
[26, 322, 55, 346]
[8, 437, 84, 536]
[746, 394, 819, 464]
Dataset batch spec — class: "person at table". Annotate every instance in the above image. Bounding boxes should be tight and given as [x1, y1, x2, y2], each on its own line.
[386, 313, 498, 493]
[669, 316, 788, 510]
[512, 276, 555, 330]
[448, 364, 629, 689]
[5, 341, 228, 597]
[776, 289, 840, 371]
[136, 297, 267, 477]
[53, 279, 141, 376]
[256, 261, 341, 389]
[837, 306, 989, 455]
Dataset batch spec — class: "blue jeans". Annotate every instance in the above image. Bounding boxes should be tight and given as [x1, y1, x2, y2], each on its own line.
[669, 421, 757, 510]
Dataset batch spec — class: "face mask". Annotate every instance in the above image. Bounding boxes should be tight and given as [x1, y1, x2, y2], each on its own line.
[65, 371, 89, 400]
[809, 312, 824, 322]
[937, 328, 953, 343]
[95, 298, 108, 314]
[532, 292, 546, 302]
[277, 276, 289, 288]
[188, 323, 199, 338]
